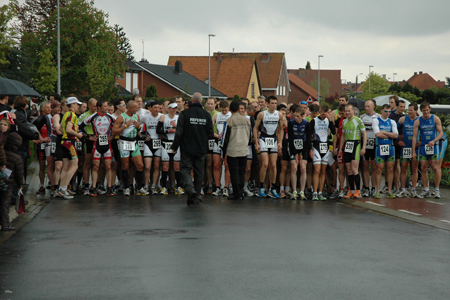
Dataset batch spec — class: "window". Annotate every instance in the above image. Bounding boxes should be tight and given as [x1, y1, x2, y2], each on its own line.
[251, 82, 255, 98]
[125, 73, 131, 92]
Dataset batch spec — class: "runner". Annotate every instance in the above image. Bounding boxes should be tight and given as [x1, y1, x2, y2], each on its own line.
[339, 104, 366, 199]
[373, 104, 398, 199]
[240, 101, 255, 197]
[412, 101, 444, 198]
[78, 98, 97, 195]
[204, 97, 218, 194]
[333, 105, 347, 198]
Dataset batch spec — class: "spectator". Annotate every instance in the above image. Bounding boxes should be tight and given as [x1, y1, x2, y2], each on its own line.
[1, 130, 23, 231]
[29, 103, 40, 122]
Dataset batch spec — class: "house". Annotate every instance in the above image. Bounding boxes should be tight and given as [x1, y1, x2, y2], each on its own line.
[288, 74, 318, 104]
[116, 60, 227, 99]
[406, 71, 446, 90]
[288, 68, 341, 99]
[168, 52, 289, 102]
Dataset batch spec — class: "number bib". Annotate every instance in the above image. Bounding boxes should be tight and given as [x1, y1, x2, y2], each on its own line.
[425, 145, 434, 155]
[152, 139, 161, 149]
[379, 145, 390, 156]
[366, 139, 375, 150]
[208, 139, 215, 151]
[122, 141, 135, 151]
[402, 147, 412, 159]
[40, 143, 46, 150]
[265, 137, 275, 149]
[98, 135, 108, 146]
[164, 142, 173, 154]
[319, 142, 328, 154]
[345, 141, 355, 153]
[293, 139, 303, 150]
[75, 141, 82, 151]
[51, 142, 56, 154]
[138, 140, 145, 151]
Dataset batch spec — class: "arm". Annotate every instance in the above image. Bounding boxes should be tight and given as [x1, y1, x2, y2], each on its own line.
[397, 117, 405, 146]
[253, 113, 263, 152]
[66, 121, 83, 139]
[433, 116, 444, 145]
[221, 121, 230, 155]
[171, 113, 185, 150]
[412, 119, 419, 160]
[212, 114, 220, 139]
[53, 114, 62, 135]
[156, 115, 166, 134]
[277, 119, 284, 151]
[112, 115, 127, 136]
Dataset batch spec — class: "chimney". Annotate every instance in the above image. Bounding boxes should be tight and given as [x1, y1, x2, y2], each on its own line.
[216, 52, 222, 61]
[261, 53, 270, 62]
[414, 72, 417, 75]
[419, 71, 423, 74]
[174, 60, 182, 74]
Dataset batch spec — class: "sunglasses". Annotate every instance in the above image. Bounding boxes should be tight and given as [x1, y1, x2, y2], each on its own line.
[384, 110, 391, 113]
[118, 104, 126, 107]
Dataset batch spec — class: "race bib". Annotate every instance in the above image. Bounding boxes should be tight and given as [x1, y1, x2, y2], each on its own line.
[425, 145, 434, 155]
[366, 139, 375, 150]
[98, 135, 108, 146]
[265, 138, 275, 149]
[152, 139, 161, 149]
[402, 147, 412, 159]
[51, 142, 56, 154]
[123, 141, 135, 151]
[345, 141, 354, 153]
[75, 141, 82, 151]
[164, 141, 173, 154]
[138, 140, 145, 151]
[293, 139, 303, 150]
[379, 145, 390, 156]
[208, 139, 215, 151]
[319, 142, 328, 154]
[40, 143, 46, 150]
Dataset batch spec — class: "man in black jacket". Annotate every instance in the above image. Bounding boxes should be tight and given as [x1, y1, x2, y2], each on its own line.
[172, 92, 214, 205]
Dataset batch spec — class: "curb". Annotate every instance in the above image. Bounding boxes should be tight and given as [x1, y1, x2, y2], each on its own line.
[339, 198, 450, 232]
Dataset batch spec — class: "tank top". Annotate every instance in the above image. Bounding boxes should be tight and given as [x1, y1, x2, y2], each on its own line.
[216, 111, 231, 135]
[261, 110, 279, 137]
[313, 116, 329, 142]
[402, 116, 418, 148]
[360, 112, 380, 140]
[291, 119, 308, 141]
[83, 112, 115, 136]
[120, 113, 139, 139]
[142, 112, 162, 139]
[163, 114, 178, 141]
[376, 117, 394, 146]
[419, 115, 436, 145]
[61, 110, 79, 140]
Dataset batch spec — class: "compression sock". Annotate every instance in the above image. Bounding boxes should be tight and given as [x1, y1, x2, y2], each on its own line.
[122, 170, 130, 189]
[160, 171, 168, 188]
[354, 174, 361, 191]
[260, 182, 265, 188]
[175, 171, 182, 187]
[135, 170, 144, 190]
[348, 175, 355, 191]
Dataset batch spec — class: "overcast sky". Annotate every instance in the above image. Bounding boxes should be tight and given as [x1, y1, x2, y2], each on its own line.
[7, 0, 450, 84]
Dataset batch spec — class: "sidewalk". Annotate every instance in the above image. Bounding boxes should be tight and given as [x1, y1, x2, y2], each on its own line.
[340, 188, 450, 231]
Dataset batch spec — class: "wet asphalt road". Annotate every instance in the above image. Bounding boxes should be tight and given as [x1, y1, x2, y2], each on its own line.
[1, 195, 449, 300]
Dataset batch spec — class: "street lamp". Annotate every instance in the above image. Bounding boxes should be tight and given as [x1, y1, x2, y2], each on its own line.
[208, 34, 215, 97]
[393, 72, 397, 83]
[355, 73, 363, 95]
[318, 55, 323, 102]
[57, 0, 61, 95]
[369, 65, 374, 93]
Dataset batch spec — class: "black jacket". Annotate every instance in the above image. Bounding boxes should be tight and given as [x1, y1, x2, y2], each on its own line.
[172, 103, 214, 155]
[14, 108, 39, 151]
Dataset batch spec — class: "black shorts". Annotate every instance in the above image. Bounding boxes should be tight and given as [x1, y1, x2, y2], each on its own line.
[36, 143, 46, 161]
[364, 148, 376, 161]
[85, 139, 94, 154]
[207, 139, 215, 155]
[343, 140, 361, 164]
[394, 145, 401, 160]
[111, 139, 120, 161]
[282, 140, 294, 161]
[54, 136, 63, 162]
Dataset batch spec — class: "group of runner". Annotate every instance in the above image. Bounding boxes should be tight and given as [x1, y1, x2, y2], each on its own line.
[33, 93, 447, 201]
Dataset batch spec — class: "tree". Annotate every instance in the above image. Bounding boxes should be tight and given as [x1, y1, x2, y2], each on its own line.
[402, 82, 414, 94]
[146, 84, 157, 98]
[113, 24, 134, 61]
[16, 0, 125, 96]
[0, 4, 16, 68]
[86, 54, 111, 99]
[388, 82, 402, 93]
[360, 72, 389, 100]
[310, 76, 330, 100]
[446, 77, 450, 87]
[305, 61, 311, 70]
[413, 86, 421, 97]
[421, 89, 436, 104]
[34, 48, 57, 95]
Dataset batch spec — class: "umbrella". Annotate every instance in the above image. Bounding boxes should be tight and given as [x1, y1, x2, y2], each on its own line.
[348, 97, 366, 111]
[0, 77, 41, 97]
[373, 95, 410, 107]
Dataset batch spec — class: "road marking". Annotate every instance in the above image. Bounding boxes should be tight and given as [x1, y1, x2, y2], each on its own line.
[440, 220, 450, 224]
[398, 209, 422, 216]
[365, 201, 385, 207]
[426, 200, 444, 205]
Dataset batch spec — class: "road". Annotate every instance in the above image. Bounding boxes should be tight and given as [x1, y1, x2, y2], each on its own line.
[1, 195, 449, 300]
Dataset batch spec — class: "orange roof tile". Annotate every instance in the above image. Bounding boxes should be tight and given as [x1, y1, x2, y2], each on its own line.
[168, 55, 256, 98]
[288, 69, 341, 97]
[288, 74, 318, 100]
[407, 72, 444, 90]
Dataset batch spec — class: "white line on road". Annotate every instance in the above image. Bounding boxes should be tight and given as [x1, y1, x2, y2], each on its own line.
[426, 201, 444, 205]
[365, 201, 385, 207]
[398, 209, 422, 216]
[440, 220, 450, 224]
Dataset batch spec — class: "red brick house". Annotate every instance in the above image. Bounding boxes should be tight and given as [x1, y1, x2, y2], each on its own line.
[406, 71, 446, 90]
[288, 74, 318, 104]
[288, 68, 341, 99]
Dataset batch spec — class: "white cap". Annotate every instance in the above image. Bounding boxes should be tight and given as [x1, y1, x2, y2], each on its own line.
[168, 103, 178, 109]
[66, 97, 82, 105]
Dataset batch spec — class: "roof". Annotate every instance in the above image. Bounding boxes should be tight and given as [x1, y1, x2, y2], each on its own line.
[167, 56, 259, 97]
[407, 72, 445, 90]
[136, 61, 227, 98]
[288, 68, 341, 97]
[288, 73, 318, 99]
[117, 84, 133, 96]
[125, 60, 142, 72]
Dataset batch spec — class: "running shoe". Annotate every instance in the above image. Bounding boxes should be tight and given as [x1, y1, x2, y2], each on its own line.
[200, 188, 204, 195]
[259, 188, 266, 197]
[243, 188, 254, 197]
[411, 190, 421, 198]
[279, 190, 286, 199]
[124, 188, 130, 196]
[361, 188, 370, 198]
[386, 192, 396, 199]
[57, 189, 73, 200]
[97, 184, 106, 195]
[391, 188, 399, 195]
[89, 188, 98, 197]
[312, 192, 319, 201]
[36, 186, 45, 195]
[318, 193, 327, 201]
[151, 186, 159, 195]
[419, 190, 431, 198]
[207, 186, 213, 195]
[137, 187, 149, 196]
[395, 190, 408, 198]
[291, 191, 298, 200]
[299, 191, 306, 200]
[338, 190, 345, 198]
[352, 190, 362, 199]
[212, 188, 222, 196]
[381, 186, 389, 194]
[84, 188, 90, 196]
[160, 187, 168, 195]
[329, 189, 339, 200]
[370, 188, 376, 198]
[222, 187, 229, 197]
[175, 187, 185, 195]
[67, 189, 76, 196]
[374, 192, 381, 199]
[270, 189, 280, 198]
[344, 191, 354, 199]
[434, 190, 441, 199]
[106, 188, 115, 196]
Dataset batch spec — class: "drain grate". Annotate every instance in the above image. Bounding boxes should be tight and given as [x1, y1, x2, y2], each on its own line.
[126, 229, 187, 237]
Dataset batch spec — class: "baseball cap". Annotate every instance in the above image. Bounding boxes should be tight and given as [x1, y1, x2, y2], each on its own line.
[168, 102, 178, 109]
[66, 97, 82, 105]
